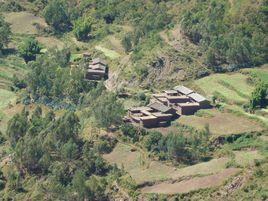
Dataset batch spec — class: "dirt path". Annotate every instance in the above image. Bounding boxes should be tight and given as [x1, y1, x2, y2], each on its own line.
[141, 168, 240, 194]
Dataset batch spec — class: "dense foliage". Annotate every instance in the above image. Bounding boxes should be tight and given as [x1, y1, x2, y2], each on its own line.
[249, 81, 268, 110]
[18, 37, 41, 62]
[26, 48, 91, 104]
[181, 0, 268, 70]
[0, 14, 11, 52]
[43, 0, 71, 32]
[4, 107, 118, 200]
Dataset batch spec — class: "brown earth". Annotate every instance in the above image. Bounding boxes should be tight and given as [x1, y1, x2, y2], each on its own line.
[141, 168, 240, 194]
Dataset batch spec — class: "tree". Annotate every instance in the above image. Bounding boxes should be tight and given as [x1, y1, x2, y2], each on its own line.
[73, 18, 92, 41]
[92, 93, 124, 129]
[122, 35, 132, 53]
[18, 37, 41, 62]
[7, 113, 28, 147]
[43, 0, 71, 32]
[249, 82, 267, 110]
[0, 14, 11, 52]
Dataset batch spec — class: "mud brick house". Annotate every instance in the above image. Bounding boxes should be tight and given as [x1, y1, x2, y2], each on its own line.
[173, 85, 194, 96]
[188, 92, 211, 109]
[127, 86, 211, 128]
[85, 58, 108, 81]
[128, 103, 174, 128]
[175, 102, 200, 115]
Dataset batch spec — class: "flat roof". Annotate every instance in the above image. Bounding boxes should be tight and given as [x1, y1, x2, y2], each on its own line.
[89, 63, 106, 70]
[166, 95, 189, 99]
[148, 102, 172, 113]
[140, 116, 157, 120]
[177, 102, 200, 107]
[164, 90, 178, 94]
[87, 69, 106, 74]
[151, 112, 173, 117]
[188, 92, 207, 102]
[92, 58, 107, 65]
[152, 93, 166, 98]
[129, 106, 152, 112]
[173, 85, 193, 95]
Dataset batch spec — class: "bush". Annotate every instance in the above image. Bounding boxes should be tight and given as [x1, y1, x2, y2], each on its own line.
[73, 17, 92, 41]
[18, 37, 41, 62]
[43, 0, 71, 32]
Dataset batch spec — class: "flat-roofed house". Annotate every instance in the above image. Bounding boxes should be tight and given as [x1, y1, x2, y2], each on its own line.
[85, 58, 108, 81]
[176, 102, 200, 115]
[165, 95, 190, 104]
[148, 102, 177, 117]
[92, 58, 107, 66]
[188, 92, 211, 109]
[173, 86, 194, 95]
[128, 106, 159, 128]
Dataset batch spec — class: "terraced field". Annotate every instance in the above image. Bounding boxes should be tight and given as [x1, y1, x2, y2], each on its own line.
[103, 143, 263, 190]
[178, 109, 264, 136]
[194, 73, 253, 104]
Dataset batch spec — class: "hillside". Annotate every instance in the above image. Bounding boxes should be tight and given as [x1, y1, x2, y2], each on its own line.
[0, 0, 267, 200]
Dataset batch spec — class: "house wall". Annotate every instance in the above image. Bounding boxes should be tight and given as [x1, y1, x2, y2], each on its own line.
[177, 105, 200, 115]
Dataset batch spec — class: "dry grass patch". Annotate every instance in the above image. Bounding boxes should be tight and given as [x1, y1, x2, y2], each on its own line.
[104, 143, 230, 184]
[3, 12, 47, 35]
[234, 150, 264, 167]
[179, 109, 264, 136]
[141, 168, 240, 194]
[36, 36, 64, 49]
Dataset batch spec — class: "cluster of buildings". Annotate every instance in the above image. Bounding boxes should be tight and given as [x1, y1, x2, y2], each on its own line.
[85, 58, 108, 81]
[126, 86, 211, 128]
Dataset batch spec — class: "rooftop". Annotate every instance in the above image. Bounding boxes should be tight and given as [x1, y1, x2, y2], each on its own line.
[177, 102, 200, 107]
[164, 90, 178, 94]
[188, 92, 207, 102]
[148, 102, 172, 113]
[173, 85, 193, 95]
[89, 63, 106, 70]
[92, 58, 107, 65]
[129, 106, 153, 112]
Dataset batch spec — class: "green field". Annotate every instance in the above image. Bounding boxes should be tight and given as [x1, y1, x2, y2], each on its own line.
[194, 73, 253, 104]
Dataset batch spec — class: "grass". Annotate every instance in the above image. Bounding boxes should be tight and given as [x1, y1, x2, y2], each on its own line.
[95, 45, 121, 59]
[104, 143, 231, 184]
[178, 109, 264, 137]
[194, 73, 253, 104]
[0, 89, 16, 110]
[242, 65, 268, 84]
[36, 36, 65, 49]
[234, 150, 264, 167]
[3, 12, 47, 35]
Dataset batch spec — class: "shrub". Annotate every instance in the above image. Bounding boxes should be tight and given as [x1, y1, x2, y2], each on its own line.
[18, 37, 41, 62]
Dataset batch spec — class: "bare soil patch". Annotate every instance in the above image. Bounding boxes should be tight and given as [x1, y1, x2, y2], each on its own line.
[141, 168, 240, 194]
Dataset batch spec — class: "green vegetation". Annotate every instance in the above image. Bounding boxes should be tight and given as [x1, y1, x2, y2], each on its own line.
[18, 37, 41, 62]
[73, 17, 92, 41]
[0, 0, 267, 200]
[43, 0, 71, 33]
[249, 82, 268, 110]
[181, 0, 267, 70]
[0, 14, 11, 52]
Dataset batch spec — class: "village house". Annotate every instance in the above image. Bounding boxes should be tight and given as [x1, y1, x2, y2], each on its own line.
[188, 92, 211, 109]
[128, 103, 175, 128]
[127, 85, 211, 128]
[85, 58, 108, 81]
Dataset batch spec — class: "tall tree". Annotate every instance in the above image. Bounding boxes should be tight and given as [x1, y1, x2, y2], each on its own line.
[0, 14, 11, 52]
[43, 0, 71, 32]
